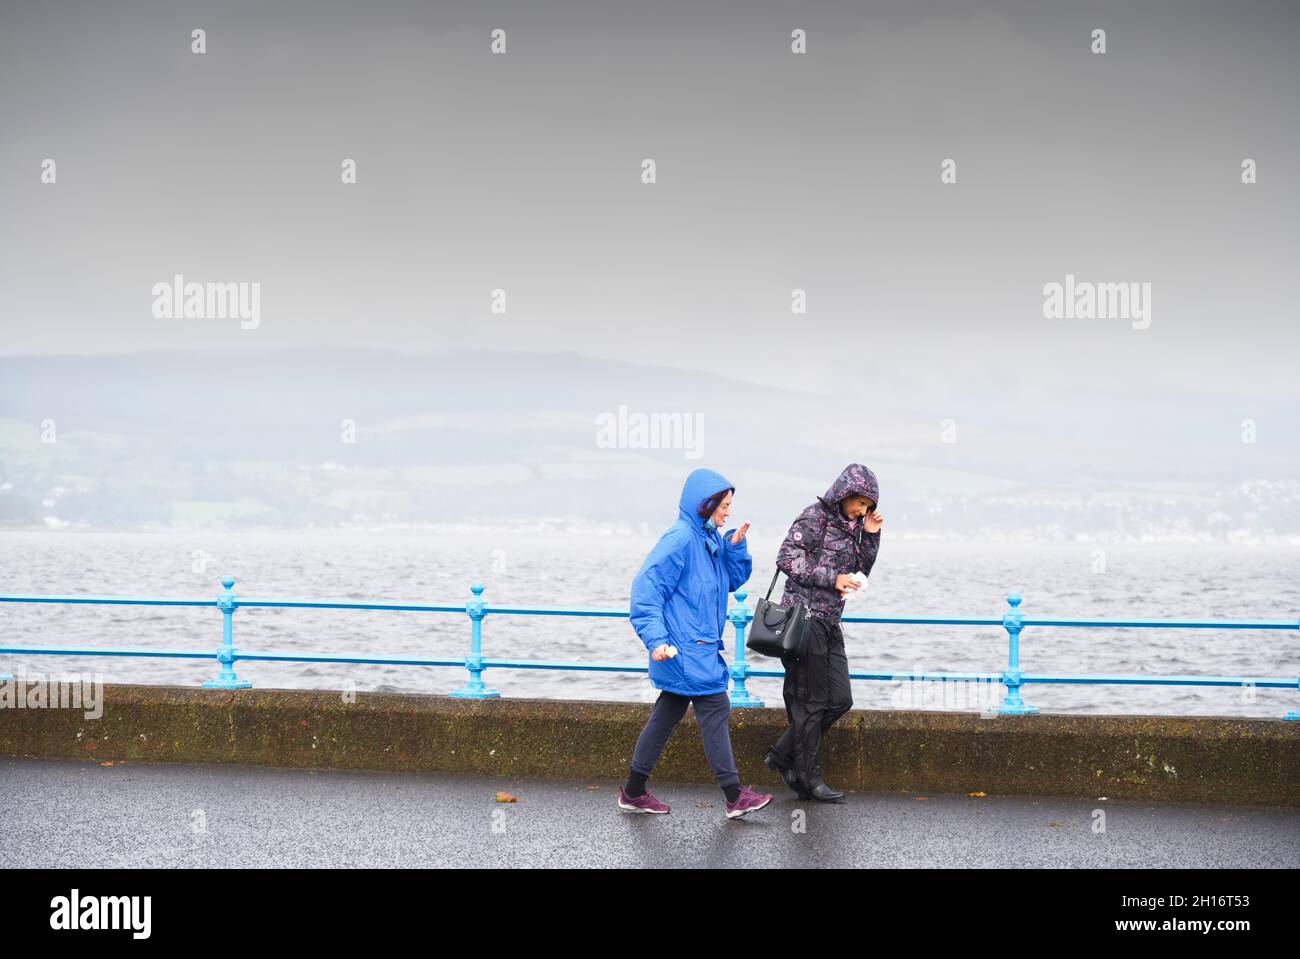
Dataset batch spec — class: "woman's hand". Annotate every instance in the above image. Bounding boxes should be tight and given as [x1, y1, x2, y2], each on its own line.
[729, 522, 750, 544]
[835, 573, 862, 597]
[651, 643, 674, 661]
[863, 510, 883, 534]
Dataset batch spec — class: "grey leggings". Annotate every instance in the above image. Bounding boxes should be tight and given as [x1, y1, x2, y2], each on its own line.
[629, 690, 741, 792]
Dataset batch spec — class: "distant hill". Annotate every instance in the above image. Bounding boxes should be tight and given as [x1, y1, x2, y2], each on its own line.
[0, 349, 1296, 537]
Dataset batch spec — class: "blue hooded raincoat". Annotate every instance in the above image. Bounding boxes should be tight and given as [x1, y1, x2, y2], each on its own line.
[629, 468, 753, 696]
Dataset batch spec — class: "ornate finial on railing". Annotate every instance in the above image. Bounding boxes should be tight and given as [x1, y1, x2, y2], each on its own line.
[465, 582, 487, 622]
[222, 576, 235, 590]
[1003, 593, 1024, 631]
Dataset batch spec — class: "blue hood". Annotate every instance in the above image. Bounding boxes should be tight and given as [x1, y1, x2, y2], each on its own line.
[677, 468, 734, 530]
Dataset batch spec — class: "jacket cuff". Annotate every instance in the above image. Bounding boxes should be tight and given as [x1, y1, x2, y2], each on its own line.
[642, 633, 669, 653]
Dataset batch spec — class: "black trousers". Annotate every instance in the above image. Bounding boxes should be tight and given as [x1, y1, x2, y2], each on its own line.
[771, 615, 853, 785]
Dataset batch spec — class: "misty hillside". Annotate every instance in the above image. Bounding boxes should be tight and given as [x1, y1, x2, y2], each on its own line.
[1, 349, 1296, 537]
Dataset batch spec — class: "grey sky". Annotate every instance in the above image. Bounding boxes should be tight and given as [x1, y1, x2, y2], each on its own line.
[1, 0, 1297, 498]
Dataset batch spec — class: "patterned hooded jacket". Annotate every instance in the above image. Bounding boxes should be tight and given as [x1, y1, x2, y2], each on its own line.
[775, 463, 880, 623]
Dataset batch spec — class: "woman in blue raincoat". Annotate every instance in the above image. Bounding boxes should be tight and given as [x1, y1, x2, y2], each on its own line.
[617, 468, 773, 819]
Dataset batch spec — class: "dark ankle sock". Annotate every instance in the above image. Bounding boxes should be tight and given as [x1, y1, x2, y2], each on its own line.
[723, 784, 741, 803]
[625, 771, 648, 797]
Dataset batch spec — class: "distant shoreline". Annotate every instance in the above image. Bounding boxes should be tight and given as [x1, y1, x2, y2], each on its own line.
[3, 525, 1299, 547]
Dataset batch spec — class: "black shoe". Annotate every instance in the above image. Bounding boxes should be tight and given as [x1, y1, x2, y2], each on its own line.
[764, 751, 811, 799]
[803, 781, 846, 803]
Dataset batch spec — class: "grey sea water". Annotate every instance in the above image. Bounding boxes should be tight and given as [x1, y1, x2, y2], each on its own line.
[1, 530, 1297, 719]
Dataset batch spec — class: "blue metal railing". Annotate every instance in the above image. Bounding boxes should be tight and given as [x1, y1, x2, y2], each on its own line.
[1, 578, 1297, 718]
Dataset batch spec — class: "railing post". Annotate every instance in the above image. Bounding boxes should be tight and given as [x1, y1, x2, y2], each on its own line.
[1285, 650, 1299, 719]
[450, 582, 499, 699]
[203, 576, 252, 689]
[727, 588, 762, 707]
[995, 592, 1037, 715]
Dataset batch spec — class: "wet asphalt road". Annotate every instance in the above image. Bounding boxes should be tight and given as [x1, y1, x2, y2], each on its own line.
[2, 757, 1297, 868]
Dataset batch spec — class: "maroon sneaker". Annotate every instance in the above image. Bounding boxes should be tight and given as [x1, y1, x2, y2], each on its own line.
[618, 786, 670, 814]
[725, 785, 773, 819]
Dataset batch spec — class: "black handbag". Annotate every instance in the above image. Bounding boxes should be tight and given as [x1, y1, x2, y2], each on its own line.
[746, 569, 811, 660]
[746, 519, 832, 660]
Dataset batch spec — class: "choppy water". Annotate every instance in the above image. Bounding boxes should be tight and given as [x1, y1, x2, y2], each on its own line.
[1, 530, 1297, 719]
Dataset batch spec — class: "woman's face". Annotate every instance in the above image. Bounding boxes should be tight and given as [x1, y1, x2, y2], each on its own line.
[710, 491, 733, 528]
[841, 494, 876, 520]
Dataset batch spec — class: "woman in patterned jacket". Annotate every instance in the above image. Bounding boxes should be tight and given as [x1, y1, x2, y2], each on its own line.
[764, 463, 883, 802]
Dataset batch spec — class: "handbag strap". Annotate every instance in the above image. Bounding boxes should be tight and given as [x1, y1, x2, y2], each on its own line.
[765, 511, 834, 600]
[763, 567, 781, 600]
